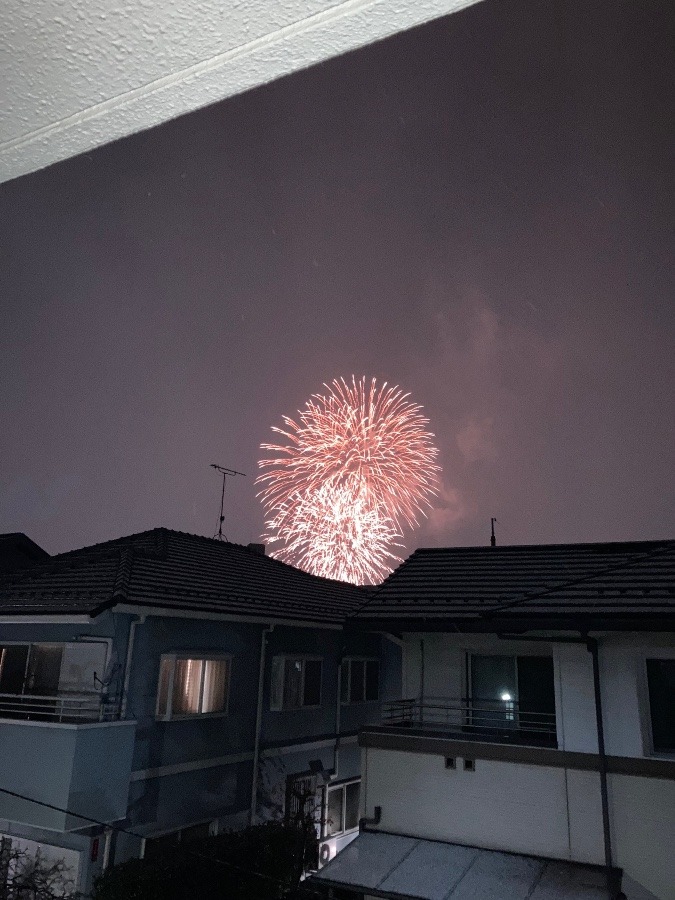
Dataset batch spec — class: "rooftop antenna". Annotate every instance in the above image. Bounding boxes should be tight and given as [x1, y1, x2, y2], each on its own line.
[210, 464, 246, 541]
[490, 517, 497, 547]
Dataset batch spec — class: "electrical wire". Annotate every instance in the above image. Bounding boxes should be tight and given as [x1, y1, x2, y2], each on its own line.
[0, 785, 324, 896]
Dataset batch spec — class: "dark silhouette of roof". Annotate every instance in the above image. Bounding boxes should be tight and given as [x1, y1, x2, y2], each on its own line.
[351, 540, 675, 631]
[0, 533, 50, 572]
[0, 528, 367, 624]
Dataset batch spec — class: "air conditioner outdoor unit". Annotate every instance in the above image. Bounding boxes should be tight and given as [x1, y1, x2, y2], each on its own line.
[318, 837, 339, 869]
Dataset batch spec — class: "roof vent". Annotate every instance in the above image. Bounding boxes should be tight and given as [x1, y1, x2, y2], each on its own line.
[247, 543, 266, 556]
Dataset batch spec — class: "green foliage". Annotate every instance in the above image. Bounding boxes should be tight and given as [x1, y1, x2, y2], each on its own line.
[91, 822, 319, 900]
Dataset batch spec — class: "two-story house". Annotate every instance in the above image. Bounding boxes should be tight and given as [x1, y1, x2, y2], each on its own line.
[0, 528, 401, 894]
[313, 540, 675, 900]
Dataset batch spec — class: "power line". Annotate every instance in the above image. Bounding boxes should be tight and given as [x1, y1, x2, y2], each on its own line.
[0, 785, 322, 895]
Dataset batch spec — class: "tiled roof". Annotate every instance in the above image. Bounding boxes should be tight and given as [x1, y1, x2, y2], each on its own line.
[352, 540, 675, 630]
[0, 528, 367, 625]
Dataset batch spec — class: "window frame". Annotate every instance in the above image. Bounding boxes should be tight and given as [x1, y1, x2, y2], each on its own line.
[270, 655, 323, 711]
[0, 640, 110, 696]
[155, 653, 231, 721]
[323, 778, 361, 838]
[341, 657, 380, 705]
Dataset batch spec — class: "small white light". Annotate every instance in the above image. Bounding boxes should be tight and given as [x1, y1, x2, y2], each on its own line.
[501, 692, 511, 702]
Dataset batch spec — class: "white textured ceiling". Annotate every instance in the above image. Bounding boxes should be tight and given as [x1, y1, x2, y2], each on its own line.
[0, 0, 482, 184]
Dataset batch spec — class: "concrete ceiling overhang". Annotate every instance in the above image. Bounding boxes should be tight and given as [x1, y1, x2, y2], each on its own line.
[1, 0, 483, 185]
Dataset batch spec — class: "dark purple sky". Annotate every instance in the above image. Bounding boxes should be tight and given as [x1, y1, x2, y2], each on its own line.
[2, 0, 673, 560]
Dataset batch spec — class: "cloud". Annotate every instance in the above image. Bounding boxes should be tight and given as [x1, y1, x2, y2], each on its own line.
[426, 482, 466, 536]
[456, 415, 496, 463]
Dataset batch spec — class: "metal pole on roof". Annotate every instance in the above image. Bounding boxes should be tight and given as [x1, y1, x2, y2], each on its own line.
[210, 464, 246, 541]
[490, 518, 497, 547]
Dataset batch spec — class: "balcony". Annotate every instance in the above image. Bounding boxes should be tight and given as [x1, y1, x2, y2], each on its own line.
[380, 696, 557, 748]
[0, 691, 121, 723]
[0, 692, 135, 831]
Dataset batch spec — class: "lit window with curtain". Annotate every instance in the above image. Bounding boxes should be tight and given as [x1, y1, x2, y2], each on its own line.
[156, 655, 230, 720]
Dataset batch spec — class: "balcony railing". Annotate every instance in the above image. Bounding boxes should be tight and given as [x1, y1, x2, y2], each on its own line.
[381, 696, 557, 747]
[0, 691, 122, 723]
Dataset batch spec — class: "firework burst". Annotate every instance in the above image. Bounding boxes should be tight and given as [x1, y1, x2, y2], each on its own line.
[257, 376, 441, 584]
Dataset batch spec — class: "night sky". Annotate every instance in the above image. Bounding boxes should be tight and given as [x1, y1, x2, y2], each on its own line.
[1, 0, 673, 561]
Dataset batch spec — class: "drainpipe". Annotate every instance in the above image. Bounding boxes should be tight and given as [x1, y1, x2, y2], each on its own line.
[250, 624, 274, 826]
[586, 637, 617, 897]
[334, 656, 343, 780]
[419, 638, 425, 727]
[101, 828, 113, 871]
[121, 615, 145, 718]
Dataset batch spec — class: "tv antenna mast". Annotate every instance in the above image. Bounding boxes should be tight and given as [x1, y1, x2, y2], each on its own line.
[210, 464, 246, 541]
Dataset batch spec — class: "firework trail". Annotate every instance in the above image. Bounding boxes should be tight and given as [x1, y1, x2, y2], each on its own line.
[257, 377, 441, 584]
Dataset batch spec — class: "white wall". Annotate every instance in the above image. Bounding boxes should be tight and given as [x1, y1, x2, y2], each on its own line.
[610, 773, 675, 900]
[362, 747, 675, 899]
[363, 746, 605, 864]
[401, 632, 675, 759]
[1, 0, 484, 183]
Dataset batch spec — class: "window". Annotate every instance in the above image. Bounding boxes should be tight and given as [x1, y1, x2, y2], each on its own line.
[270, 657, 322, 710]
[285, 774, 318, 826]
[341, 659, 379, 704]
[646, 659, 675, 753]
[0, 642, 107, 696]
[468, 654, 556, 742]
[156, 655, 230, 720]
[325, 780, 360, 837]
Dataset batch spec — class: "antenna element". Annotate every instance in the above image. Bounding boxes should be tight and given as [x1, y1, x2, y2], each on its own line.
[490, 517, 497, 547]
[210, 464, 246, 541]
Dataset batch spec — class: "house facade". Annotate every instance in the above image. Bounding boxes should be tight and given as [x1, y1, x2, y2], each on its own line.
[0, 528, 400, 895]
[313, 540, 675, 900]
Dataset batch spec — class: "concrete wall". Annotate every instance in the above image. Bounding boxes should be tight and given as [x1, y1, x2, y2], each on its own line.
[0, 719, 135, 831]
[362, 746, 675, 898]
[363, 746, 604, 863]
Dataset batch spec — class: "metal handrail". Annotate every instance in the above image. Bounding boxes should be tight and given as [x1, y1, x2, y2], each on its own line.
[0, 691, 122, 723]
[381, 696, 557, 741]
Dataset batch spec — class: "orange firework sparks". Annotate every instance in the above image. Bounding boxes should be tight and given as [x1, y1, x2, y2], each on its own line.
[257, 376, 441, 584]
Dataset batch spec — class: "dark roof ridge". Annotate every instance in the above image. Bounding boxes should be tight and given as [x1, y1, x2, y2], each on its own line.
[112, 546, 134, 602]
[408, 539, 674, 553]
[47, 527, 369, 595]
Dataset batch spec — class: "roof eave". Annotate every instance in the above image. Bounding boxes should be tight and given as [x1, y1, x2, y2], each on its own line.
[347, 613, 675, 634]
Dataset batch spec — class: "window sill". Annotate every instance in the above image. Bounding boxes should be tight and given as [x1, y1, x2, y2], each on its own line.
[325, 825, 359, 840]
[269, 704, 322, 712]
[156, 711, 229, 722]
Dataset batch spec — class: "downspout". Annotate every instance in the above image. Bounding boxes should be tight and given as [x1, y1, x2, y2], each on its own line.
[101, 828, 113, 871]
[419, 638, 425, 727]
[121, 614, 145, 718]
[334, 656, 342, 780]
[250, 624, 274, 826]
[586, 637, 617, 897]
